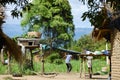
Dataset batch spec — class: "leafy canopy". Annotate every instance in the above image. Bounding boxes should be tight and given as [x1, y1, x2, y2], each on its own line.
[21, 0, 74, 47]
[80, 0, 120, 29]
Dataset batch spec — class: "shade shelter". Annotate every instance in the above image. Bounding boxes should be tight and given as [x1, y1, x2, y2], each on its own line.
[92, 16, 120, 80]
[17, 38, 40, 70]
[57, 47, 111, 79]
[79, 53, 111, 79]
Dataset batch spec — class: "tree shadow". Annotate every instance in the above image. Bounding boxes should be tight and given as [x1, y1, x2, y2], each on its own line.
[91, 77, 108, 80]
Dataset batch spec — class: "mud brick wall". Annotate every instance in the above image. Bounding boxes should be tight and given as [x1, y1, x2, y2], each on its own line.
[111, 29, 120, 80]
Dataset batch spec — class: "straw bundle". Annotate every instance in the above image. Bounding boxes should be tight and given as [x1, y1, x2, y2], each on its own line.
[0, 29, 22, 63]
[28, 31, 42, 38]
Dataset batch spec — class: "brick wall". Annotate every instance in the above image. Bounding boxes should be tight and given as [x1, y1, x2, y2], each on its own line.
[111, 29, 120, 79]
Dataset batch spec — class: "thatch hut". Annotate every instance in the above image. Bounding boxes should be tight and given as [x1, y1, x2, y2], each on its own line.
[92, 10, 120, 79]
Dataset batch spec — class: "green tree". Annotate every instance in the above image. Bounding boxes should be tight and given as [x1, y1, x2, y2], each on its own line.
[77, 34, 107, 51]
[79, 0, 120, 29]
[21, 0, 74, 47]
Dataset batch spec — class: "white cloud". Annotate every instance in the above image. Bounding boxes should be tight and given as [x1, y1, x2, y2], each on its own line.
[69, 0, 92, 28]
[4, 0, 92, 28]
[4, 4, 21, 24]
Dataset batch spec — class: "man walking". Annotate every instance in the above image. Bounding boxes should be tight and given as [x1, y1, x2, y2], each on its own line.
[65, 53, 72, 73]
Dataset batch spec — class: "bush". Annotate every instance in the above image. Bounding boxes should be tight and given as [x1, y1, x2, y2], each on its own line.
[46, 53, 62, 64]
[53, 59, 63, 65]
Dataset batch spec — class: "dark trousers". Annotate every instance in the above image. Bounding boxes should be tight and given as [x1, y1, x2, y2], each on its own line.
[66, 63, 72, 72]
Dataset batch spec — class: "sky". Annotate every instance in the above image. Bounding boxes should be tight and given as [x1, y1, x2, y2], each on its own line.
[2, 0, 93, 38]
[4, 4, 21, 24]
[68, 0, 92, 28]
[3, 0, 92, 28]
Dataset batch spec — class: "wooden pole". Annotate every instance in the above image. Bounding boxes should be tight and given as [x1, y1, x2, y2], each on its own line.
[0, 47, 4, 64]
[40, 44, 45, 74]
[80, 56, 86, 78]
[41, 53, 44, 74]
[108, 55, 111, 80]
[7, 51, 11, 74]
[30, 49, 34, 70]
[80, 56, 83, 78]
[83, 57, 86, 78]
[106, 42, 109, 65]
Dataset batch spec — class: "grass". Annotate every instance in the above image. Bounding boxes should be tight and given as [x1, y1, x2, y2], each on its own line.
[0, 59, 109, 75]
[0, 63, 8, 74]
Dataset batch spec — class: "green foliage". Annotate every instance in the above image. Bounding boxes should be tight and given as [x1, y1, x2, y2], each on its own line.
[79, 0, 105, 28]
[0, 63, 7, 74]
[21, 0, 75, 47]
[11, 63, 21, 74]
[23, 69, 33, 75]
[0, 59, 109, 74]
[68, 34, 111, 55]
[34, 62, 41, 72]
[0, 0, 29, 19]
[76, 34, 110, 52]
[46, 53, 63, 64]
[80, 0, 120, 29]
[92, 59, 108, 74]
[53, 59, 63, 65]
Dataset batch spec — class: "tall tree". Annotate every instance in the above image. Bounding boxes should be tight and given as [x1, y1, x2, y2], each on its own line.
[21, 0, 74, 48]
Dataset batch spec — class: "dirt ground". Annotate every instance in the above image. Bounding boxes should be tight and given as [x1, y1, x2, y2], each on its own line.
[0, 73, 109, 80]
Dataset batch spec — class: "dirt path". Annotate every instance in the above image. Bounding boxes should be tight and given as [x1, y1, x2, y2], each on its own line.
[0, 73, 108, 80]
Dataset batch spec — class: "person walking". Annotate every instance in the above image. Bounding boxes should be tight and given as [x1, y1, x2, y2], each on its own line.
[85, 49, 93, 78]
[65, 53, 72, 73]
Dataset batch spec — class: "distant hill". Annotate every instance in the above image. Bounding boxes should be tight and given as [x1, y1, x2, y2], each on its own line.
[2, 23, 24, 37]
[2, 23, 93, 40]
[74, 28, 93, 40]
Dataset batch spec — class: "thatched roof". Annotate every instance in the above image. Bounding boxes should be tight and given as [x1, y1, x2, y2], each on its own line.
[0, 30, 22, 63]
[92, 28, 111, 41]
[92, 5, 120, 42]
[108, 16, 120, 31]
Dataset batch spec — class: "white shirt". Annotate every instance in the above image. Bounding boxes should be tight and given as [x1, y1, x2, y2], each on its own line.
[87, 56, 93, 67]
[65, 54, 72, 63]
[86, 50, 93, 67]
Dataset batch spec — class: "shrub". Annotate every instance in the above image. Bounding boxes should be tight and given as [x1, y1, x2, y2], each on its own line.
[53, 59, 63, 65]
[46, 53, 62, 64]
